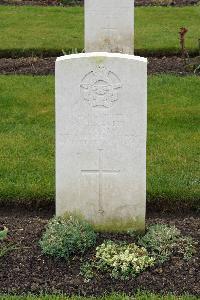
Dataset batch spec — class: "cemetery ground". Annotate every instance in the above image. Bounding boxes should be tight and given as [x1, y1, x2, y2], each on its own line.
[0, 6, 200, 57]
[0, 294, 199, 300]
[0, 2, 200, 300]
[0, 74, 199, 296]
[0, 0, 199, 7]
[1, 56, 200, 75]
[0, 75, 199, 209]
[0, 209, 199, 296]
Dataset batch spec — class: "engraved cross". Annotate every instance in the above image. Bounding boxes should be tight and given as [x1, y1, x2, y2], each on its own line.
[81, 149, 120, 214]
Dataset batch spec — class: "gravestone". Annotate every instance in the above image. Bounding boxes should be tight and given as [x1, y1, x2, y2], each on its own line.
[85, 0, 134, 54]
[56, 0, 147, 232]
[56, 52, 147, 232]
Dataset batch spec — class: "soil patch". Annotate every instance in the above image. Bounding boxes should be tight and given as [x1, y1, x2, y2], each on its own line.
[0, 57, 55, 76]
[0, 212, 199, 296]
[148, 56, 200, 75]
[0, 56, 199, 75]
[0, 0, 199, 6]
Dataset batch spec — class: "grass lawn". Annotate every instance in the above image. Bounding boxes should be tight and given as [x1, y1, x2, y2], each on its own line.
[0, 6, 199, 57]
[147, 75, 199, 208]
[0, 75, 54, 205]
[0, 74, 199, 209]
[0, 293, 198, 300]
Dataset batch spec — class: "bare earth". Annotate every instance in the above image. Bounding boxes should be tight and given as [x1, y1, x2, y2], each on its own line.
[0, 56, 200, 75]
[0, 0, 199, 6]
[0, 208, 199, 296]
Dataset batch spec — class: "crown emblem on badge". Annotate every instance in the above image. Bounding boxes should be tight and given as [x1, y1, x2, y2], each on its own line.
[80, 65, 122, 108]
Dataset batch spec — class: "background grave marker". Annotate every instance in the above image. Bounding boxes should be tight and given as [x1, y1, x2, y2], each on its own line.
[85, 0, 134, 54]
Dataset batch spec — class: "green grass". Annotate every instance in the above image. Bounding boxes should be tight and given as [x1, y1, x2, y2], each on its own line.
[0, 76, 54, 205]
[0, 75, 199, 209]
[0, 293, 198, 300]
[147, 75, 200, 209]
[0, 6, 199, 57]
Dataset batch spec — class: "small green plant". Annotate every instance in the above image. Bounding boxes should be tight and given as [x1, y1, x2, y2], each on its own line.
[0, 226, 17, 258]
[138, 224, 197, 263]
[80, 262, 94, 282]
[95, 241, 155, 280]
[0, 244, 16, 258]
[194, 63, 200, 74]
[39, 214, 96, 260]
[175, 236, 197, 260]
[0, 226, 8, 241]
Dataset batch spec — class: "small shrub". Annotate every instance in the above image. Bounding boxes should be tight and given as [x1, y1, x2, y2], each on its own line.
[0, 227, 17, 258]
[138, 224, 197, 263]
[95, 240, 155, 280]
[39, 214, 96, 260]
[0, 226, 8, 241]
[0, 244, 16, 258]
[194, 65, 200, 74]
[175, 236, 197, 260]
[80, 262, 94, 282]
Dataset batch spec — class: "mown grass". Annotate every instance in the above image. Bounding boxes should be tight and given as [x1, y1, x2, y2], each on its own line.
[0, 6, 199, 57]
[0, 75, 199, 209]
[0, 76, 54, 205]
[0, 293, 198, 300]
[147, 75, 200, 209]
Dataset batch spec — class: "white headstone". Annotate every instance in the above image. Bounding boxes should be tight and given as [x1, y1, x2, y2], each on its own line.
[56, 53, 147, 232]
[85, 0, 134, 54]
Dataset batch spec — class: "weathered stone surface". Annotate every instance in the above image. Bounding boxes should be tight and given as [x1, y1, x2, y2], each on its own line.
[85, 0, 134, 54]
[56, 53, 147, 232]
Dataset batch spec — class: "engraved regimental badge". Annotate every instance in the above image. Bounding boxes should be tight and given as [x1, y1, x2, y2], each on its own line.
[80, 65, 122, 108]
